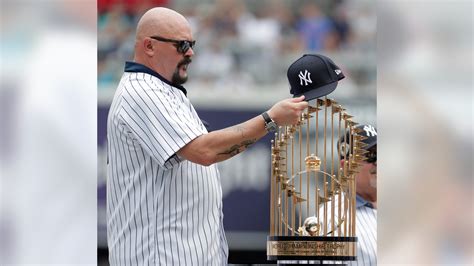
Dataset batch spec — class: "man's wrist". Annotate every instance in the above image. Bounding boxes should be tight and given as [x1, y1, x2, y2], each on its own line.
[262, 111, 278, 132]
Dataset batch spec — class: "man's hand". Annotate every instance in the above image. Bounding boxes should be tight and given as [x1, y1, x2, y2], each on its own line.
[267, 95, 308, 126]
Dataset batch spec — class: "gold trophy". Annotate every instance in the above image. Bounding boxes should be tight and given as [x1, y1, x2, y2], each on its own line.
[267, 55, 368, 263]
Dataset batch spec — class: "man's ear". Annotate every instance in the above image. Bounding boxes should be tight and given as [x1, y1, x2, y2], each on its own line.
[144, 39, 154, 56]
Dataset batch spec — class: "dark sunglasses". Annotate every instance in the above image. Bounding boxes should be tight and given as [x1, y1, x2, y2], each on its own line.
[366, 149, 377, 163]
[149, 35, 196, 54]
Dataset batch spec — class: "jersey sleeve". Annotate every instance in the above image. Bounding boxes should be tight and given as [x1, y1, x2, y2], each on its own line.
[118, 78, 206, 167]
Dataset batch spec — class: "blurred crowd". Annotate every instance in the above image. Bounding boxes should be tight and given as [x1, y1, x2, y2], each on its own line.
[98, 0, 376, 95]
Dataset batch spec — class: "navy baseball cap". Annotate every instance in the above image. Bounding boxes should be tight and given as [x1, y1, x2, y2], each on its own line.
[338, 124, 377, 159]
[287, 54, 345, 101]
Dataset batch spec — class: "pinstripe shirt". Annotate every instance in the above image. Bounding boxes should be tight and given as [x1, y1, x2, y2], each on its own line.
[317, 193, 376, 265]
[106, 62, 228, 265]
[350, 195, 377, 266]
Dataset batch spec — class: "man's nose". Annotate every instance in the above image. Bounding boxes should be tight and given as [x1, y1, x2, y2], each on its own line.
[184, 47, 194, 57]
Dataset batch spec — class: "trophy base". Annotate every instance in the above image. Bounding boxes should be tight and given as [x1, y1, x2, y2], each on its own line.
[267, 236, 357, 261]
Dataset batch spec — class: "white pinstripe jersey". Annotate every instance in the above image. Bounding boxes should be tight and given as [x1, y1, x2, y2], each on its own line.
[106, 62, 228, 265]
[349, 195, 377, 266]
[317, 194, 376, 265]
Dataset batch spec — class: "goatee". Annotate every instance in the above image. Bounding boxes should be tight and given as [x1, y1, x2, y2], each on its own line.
[172, 57, 192, 86]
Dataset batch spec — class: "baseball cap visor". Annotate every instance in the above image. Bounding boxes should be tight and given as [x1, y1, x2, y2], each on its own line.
[293, 80, 338, 101]
[365, 138, 377, 150]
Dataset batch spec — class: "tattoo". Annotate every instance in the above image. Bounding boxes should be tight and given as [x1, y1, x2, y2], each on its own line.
[241, 139, 255, 149]
[218, 139, 257, 156]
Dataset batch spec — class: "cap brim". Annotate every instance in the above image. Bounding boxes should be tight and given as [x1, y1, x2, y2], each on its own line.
[293, 81, 338, 101]
[365, 139, 377, 150]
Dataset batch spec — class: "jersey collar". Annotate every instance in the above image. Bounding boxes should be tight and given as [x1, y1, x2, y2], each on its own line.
[356, 194, 375, 209]
[124, 61, 187, 96]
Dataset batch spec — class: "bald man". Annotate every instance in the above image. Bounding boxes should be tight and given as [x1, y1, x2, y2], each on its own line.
[106, 7, 308, 265]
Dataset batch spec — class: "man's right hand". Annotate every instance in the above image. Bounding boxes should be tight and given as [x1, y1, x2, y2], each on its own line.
[267, 95, 308, 126]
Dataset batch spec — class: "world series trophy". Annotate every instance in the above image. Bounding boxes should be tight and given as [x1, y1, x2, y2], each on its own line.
[267, 55, 368, 264]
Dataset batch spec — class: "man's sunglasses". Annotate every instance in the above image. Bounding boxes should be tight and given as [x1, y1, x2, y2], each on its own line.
[366, 149, 376, 163]
[149, 35, 196, 54]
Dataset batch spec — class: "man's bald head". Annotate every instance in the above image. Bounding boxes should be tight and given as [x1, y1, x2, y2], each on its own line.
[132, 7, 195, 85]
[135, 7, 191, 42]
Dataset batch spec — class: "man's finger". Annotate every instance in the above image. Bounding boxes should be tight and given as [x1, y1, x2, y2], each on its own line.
[294, 101, 309, 110]
[290, 95, 305, 102]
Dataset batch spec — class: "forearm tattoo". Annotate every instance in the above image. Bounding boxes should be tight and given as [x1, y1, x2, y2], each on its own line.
[218, 139, 256, 156]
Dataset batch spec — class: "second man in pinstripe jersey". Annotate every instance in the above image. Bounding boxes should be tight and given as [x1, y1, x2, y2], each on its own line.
[106, 7, 308, 265]
[339, 124, 377, 266]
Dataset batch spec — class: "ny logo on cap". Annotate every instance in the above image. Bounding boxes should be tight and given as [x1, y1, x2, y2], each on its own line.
[335, 69, 342, 75]
[298, 70, 312, 86]
[363, 125, 377, 137]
